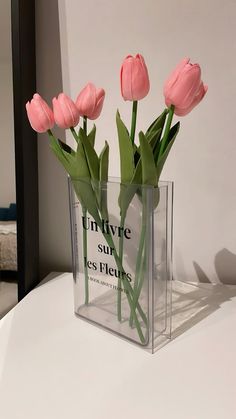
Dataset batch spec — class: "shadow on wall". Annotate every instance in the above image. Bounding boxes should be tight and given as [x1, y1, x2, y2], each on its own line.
[193, 248, 236, 285]
[36, 0, 72, 279]
[214, 248, 236, 285]
[169, 249, 236, 341]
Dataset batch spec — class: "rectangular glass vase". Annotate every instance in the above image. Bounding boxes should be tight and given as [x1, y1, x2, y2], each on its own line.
[69, 178, 173, 353]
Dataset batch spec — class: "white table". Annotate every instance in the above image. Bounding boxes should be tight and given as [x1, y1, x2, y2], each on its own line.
[0, 273, 236, 419]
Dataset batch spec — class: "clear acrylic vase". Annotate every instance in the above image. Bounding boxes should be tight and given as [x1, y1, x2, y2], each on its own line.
[69, 177, 173, 353]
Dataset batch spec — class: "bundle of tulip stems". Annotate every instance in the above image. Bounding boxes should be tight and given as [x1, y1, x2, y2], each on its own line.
[26, 55, 207, 343]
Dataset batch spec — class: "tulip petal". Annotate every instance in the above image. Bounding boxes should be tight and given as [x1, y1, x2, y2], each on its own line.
[89, 94, 105, 120]
[174, 82, 208, 116]
[165, 64, 201, 109]
[76, 83, 97, 118]
[26, 95, 54, 133]
[33, 94, 54, 128]
[53, 97, 67, 129]
[120, 54, 150, 101]
[120, 58, 133, 101]
[96, 87, 105, 102]
[163, 57, 207, 116]
[164, 58, 190, 94]
[58, 93, 80, 128]
[175, 64, 201, 107]
[132, 55, 150, 100]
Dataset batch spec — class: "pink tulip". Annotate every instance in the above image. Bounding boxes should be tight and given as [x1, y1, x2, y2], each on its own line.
[164, 58, 207, 116]
[76, 83, 105, 120]
[26, 93, 54, 133]
[52, 93, 80, 129]
[120, 54, 150, 101]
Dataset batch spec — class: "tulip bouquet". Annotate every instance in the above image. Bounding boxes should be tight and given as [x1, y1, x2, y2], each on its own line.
[26, 55, 207, 345]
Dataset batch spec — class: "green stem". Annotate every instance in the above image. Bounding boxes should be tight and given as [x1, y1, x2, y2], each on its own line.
[73, 183, 147, 342]
[82, 207, 89, 304]
[158, 104, 175, 158]
[70, 127, 79, 143]
[101, 223, 147, 325]
[130, 101, 138, 145]
[47, 129, 54, 140]
[129, 191, 147, 326]
[88, 205, 148, 336]
[130, 243, 146, 327]
[117, 212, 126, 322]
[83, 116, 87, 133]
[104, 233, 146, 344]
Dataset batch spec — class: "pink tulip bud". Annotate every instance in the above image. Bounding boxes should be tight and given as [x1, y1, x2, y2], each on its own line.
[164, 58, 207, 116]
[52, 93, 80, 129]
[76, 83, 105, 120]
[26, 93, 54, 133]
[120, 54, 150, 101]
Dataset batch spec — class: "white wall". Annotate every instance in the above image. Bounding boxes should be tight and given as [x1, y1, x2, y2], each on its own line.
[36, 0, 236, 284]
[0, 2, 15, 208]
[56, 0, 236, 284]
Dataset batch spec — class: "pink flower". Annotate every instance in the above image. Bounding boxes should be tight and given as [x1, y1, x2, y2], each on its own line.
[120, 54, 150, 101]
[52, 93, 80, 129]
[26, 93, 54, 133]
[76, 83, 105, 120]
[164, 58, 208, 116]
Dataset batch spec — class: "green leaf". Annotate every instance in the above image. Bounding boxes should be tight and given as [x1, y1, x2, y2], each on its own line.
[118, 129, 161, 214]
[74, 142, 90, 178]
[156, 122, 180, 182]
[49, 134, 100, 221]
[139, 131, 157, 186]
[118, 156, 142, 215]
[118, 183, 139, 215]
[72, 144, 100, 220]
[148, 127, 162, 150]
[72, 179, 100, 223]
[49, 136, 72, 173]
[50, 134, 90, 179]
[146, 108, 168, 138]
[134, 148, 141, 166]
[119, 130, 160, 215]
[49, 137, 91, 187]
[153, 140, 162, 165]
[88, 125, 96, 148]
[116, 110, 135, 183]
[79, 128, 99, 181]
[78, 128, 101, 210]
[99, 141, 109, 219]
[166, 121, 180, 150]
[58, 139, 75, 156]
[99, 141, 109, 182]
[133, 143, 140, 165]
[132, 127, 161, 183]
[134, 127, 161, 162]
[131, 159, 142, 184]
